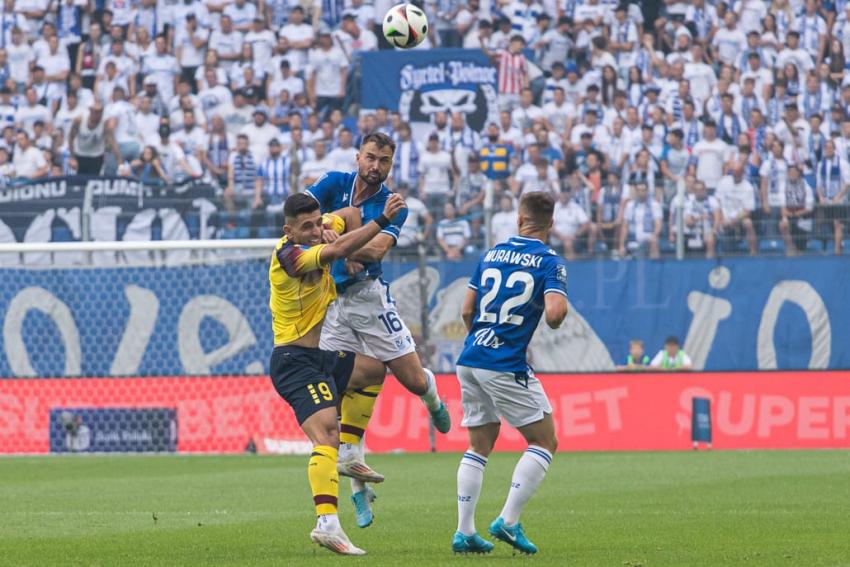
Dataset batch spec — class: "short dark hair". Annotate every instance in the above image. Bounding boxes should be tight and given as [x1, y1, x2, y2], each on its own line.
[519, 191, 555, 227]
[360, 131, 396, 153]
[284, 192, 320, 221]
[665, 336, 680, 346]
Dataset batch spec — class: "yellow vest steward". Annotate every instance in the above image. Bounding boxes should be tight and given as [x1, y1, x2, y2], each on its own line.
[269, 214, 345, 344]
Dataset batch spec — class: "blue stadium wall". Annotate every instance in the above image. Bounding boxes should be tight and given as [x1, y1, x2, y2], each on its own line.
[0, 256, 848, 378]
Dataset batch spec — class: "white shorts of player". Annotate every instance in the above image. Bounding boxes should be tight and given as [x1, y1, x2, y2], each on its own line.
[319, 278, 417, 362]
[456, 365, 553, 429]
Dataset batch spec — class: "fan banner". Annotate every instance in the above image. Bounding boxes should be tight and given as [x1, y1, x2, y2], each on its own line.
[1, 372, 848, 454]
[359, 48, 499, 135]
[0, 176, 218, 260]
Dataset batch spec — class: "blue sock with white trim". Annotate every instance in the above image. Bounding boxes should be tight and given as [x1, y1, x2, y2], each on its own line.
[500, 445, 552, 526]
[457, 450, 488, 536]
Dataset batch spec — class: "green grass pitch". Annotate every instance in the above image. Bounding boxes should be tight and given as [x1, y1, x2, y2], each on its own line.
[1, 451, 849, 566]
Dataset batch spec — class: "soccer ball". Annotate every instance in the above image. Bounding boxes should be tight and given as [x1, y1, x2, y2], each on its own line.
[382, 3, 428, 49]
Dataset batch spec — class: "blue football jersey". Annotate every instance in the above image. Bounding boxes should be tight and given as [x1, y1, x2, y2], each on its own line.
[456, 236, 568, 373]
[306, 171, 408, 291]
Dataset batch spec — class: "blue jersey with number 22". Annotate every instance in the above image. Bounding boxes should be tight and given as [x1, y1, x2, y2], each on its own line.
[457, 236, 568, 373]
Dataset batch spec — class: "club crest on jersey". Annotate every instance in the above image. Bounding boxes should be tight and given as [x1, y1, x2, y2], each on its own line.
[472, 327, 503, 349]
[557, 264, 567, 284]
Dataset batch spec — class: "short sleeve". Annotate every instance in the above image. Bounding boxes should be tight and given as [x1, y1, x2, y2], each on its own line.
[467, 260, 482, 290]
[543, 257, 568, 298]
[382, 205, 407, 242]
[321, 213, 345, 235]
[276, 242, 327, 276]
[305, 172, 338, 211]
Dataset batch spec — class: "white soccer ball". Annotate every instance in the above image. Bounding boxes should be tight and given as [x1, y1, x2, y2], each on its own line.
[382, 3, 429, 49]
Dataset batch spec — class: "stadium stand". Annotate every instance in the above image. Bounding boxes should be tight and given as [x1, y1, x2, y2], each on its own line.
[0, 0, 849, 259]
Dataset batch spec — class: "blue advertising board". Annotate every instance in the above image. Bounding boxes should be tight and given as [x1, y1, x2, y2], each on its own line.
[0, 256, 849, 377]
[49, 408, 177, 452]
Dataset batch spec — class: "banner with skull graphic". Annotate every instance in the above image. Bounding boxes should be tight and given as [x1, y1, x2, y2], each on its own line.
[360, 48, 499, 136]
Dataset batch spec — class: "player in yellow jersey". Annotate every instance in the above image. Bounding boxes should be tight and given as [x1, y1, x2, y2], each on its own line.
[268, 191, 405, 556]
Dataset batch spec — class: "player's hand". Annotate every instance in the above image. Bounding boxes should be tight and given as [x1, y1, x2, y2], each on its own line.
[382, 193, 406, 220]
[345, 260, 364, 275]
[322, 229, 340, 243]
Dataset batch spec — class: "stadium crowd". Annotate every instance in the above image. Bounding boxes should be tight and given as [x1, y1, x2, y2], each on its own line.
[1, 0, 849, 259]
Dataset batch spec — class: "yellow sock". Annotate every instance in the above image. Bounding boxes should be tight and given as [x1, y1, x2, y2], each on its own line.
[308, 445, 339, 515]
[339, 385, 382, 445]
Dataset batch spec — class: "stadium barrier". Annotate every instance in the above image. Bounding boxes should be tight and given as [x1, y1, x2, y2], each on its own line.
[2, 372, 849, 454]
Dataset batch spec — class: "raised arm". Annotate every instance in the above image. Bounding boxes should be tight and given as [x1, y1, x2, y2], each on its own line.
[319, 194, 405, 264]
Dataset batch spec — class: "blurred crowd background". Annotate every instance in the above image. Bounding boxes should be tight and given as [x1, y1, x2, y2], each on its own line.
[1, 0, 849, 259]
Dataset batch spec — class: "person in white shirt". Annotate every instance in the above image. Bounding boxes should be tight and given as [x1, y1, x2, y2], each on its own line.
[712, 12, 747, 66]
[244, 16, 276, 69]
[208, 15, 244, 71]
[268, 60, 304, 101]
[239, 105, 280, 162]
[143, 35, 179, 102]
[691, 122, 731, 192]
[334, 12, 378, 58]
[542, 86, 574, 135]
[135, 95, 160, 145]
[436, 202, 471, 261]
[278, 6, 313, 69]
[298, 138, 331, 191]
[650, 336, 693, 370]
[326, 127, 358, 171]
[417, 133, 453, 211]
[716, 164, 758, 255]
[815, 139, 850, 255]
[222, 0, 256, 32]
[779, 163, 815, 256]
[307, 32, 348, 118]
[675, 180, 722, 258]
[104, 86, 142, 171]
[775, 31, 815, 78]
[394, 181, 432, 250]
[552, 188, 595, 259]
[197, 67, 234, 120]
[618, 182, 662, 258]
[512, 157, 557, 196]
[759, 140, 788, 232]
[14, 87, 51, 137]
[510, 88, 544, 131]
[6, 27, 34, 87]
[12, 130, 48, 179]
[490, 193, 518, 244]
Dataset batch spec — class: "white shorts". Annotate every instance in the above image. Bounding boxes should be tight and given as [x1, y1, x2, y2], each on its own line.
[456, 365, 552, 429]
[319, 278, 417, 362]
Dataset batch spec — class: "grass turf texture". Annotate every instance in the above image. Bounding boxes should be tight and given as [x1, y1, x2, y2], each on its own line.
[1, 451, 848, 566]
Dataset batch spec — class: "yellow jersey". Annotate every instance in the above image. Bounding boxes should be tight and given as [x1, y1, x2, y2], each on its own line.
[269, 214, 345, 345]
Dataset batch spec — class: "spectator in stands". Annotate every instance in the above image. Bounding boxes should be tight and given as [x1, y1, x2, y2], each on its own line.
[660, 129, 688, 203]
[224, 133, 256, 212]
[326, 127, 357, 171]
[129, 145, 168, 185]
[490, 193, 517, 245]
[12, 130, 48, 179]
[307, 31, 347, 119]
[69, 102, 114, 175]
[692, 122, 731, 193]
[482, 34, 528, 112]
[391, 121, 420, 189]
[717, 163, 758, 255]
[436, 202, 471, 261]
[418, 133, 453, 214]
[619, 182, 662, 259]
[759, 140, 789, 238]
[241, 105, 279, 162]
[552, 188, 595, 260]
[299, 138, 330, 191]
[675, 180, 722, 258]
[456, 152, 486, 246]
[253, 137, 289, 213]
[396, 182, 431, 253]
[617, 339, 650, 371]
[816, 139, 850, 254]
[650, 336, 693, 371]
[780, 164, 816, 256]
